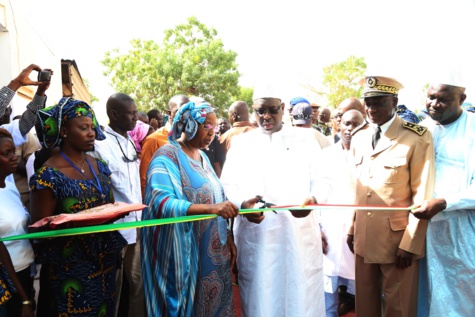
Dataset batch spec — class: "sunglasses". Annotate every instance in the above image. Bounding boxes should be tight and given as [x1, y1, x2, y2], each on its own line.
[254, 106, 281, 117]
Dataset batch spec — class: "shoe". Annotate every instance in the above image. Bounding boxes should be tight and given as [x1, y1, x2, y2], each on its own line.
[337, 300, 355, 316]
[337, 287, 355, 316]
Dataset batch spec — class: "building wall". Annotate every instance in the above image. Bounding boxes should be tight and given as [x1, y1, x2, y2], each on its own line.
[0, 0, 64, 115]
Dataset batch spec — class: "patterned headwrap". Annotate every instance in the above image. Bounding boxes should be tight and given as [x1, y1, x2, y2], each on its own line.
[396, 105, 421, 124]
[37, 97, 105, 148]
[168, 101, 214, 143]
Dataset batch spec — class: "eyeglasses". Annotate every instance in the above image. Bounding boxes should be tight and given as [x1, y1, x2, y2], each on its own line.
[254, 106, 281, 117]
[106, 132, 138, 162]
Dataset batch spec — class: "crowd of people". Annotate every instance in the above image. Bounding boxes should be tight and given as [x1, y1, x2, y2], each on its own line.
[0, 63, 474, 317]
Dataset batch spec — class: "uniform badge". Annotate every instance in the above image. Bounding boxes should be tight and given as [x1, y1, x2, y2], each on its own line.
[366, 77, 377, 88]
[403, 122, 427, 136]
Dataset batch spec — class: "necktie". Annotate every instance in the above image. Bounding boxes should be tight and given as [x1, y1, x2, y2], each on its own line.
[372, 126, 381, 149]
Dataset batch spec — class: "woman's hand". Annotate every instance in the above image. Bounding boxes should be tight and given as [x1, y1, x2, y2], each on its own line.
[210, 201, 239, 219]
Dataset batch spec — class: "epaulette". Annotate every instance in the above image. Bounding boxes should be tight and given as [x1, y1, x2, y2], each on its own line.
[403, 122, 427, 136]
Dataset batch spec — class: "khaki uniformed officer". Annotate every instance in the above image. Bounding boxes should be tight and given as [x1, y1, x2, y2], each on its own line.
[347, 76, 435, 317]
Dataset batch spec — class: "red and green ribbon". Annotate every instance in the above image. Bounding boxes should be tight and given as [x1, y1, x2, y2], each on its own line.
[0, 204, 415, 242]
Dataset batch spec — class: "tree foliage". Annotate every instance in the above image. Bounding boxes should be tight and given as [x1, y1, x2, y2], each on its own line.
[234, 87, 254, 108]
[101, 17, 240, 114]
[305, 56, 366, 108]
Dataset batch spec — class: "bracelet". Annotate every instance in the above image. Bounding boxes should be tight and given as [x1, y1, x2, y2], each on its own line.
[21, 300, 32, 305]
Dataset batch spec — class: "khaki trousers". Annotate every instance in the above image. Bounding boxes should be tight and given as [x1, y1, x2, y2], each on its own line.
[355, 254, 419, 317]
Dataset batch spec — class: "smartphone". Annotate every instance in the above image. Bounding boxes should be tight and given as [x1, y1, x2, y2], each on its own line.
[38, 70, 52, 82]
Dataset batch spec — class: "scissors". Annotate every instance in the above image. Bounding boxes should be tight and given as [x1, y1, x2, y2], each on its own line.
[255, 195, 277, 214]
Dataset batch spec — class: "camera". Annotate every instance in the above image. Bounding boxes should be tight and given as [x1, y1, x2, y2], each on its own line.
[38, 70, 52, 82]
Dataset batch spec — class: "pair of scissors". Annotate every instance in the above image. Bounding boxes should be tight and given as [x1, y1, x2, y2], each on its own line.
[255, 195, 277, 214]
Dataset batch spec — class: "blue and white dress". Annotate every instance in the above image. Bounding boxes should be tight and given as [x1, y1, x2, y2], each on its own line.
[141, 143, 233, 317]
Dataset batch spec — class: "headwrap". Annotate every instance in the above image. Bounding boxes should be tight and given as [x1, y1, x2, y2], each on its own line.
[128, 120, 151, 152]
[168, 101, 214, 143]
[396, 105, 421, 124]
[37, 97, 105, 148]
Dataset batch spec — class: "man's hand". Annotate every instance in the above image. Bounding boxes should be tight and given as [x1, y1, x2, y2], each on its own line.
[290, 196, 315, 218]
[412, 198, 447, 220]
[7, 64, 43, 91]
[241, 196, 265, 224]
[346, 235, 354, 254]
[36, 68, 53, 96]
[396, 248, 414, 269]
[321, 230, 328, 255]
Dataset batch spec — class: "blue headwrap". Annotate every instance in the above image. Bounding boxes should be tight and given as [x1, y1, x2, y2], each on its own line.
[396, 105, 421, 124]
[168, 101, 214, 143]
[38, 97, 106, 148]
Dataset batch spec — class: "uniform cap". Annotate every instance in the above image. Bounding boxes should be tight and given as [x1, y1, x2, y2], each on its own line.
[359, 76, 404, 98]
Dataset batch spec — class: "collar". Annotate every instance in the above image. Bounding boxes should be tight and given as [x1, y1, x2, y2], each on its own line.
[375, 114, 396, 134]
[105, 125, 131, 142]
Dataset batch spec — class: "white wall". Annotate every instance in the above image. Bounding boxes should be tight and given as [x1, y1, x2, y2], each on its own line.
[0, 0, 63, 118]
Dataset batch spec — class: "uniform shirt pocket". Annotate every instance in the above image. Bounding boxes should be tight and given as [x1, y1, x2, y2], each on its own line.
[388, 215, 408, 231]
[383, 157, 407, 184]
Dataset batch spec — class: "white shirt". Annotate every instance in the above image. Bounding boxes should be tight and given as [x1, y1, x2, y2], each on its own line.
[91, 125, 142, 244]
[0, 181, 35, 271]
[315, 141, 355, 281]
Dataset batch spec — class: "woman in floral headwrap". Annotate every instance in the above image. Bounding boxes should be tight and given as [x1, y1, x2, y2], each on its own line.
[141, 101, 239, 316]
[29, 98, 127, 317]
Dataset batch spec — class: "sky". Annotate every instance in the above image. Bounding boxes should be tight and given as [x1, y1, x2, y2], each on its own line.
[21, 0, 475, 119]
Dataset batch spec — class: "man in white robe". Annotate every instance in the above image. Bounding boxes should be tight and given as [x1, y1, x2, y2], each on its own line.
[316, 109, 364, 317]
[221, 94, 325, 317]
[414, 82, 475, 316]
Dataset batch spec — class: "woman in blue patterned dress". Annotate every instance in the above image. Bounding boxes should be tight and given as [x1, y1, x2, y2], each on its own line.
[141, 101, 239, 317]
[29, 98, 127, 317]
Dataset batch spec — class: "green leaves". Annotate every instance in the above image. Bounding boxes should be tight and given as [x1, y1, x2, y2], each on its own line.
[101, 16, 240, 114]
[321, 55, 366, 108]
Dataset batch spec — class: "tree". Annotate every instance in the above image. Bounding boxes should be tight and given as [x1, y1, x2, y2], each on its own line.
[234, 87, 254, 108]
[101, 17, 240, 115]
[305, 56, 366, 108]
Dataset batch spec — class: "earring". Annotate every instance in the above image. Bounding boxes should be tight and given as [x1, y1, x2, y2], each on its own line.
[63, 134, 67, 138]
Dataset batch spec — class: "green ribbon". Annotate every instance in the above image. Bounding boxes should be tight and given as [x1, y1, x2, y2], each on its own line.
[0, 206, 305, 242]
[1, 203, 413, 242]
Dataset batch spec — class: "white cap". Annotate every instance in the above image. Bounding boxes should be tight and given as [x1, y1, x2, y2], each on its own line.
[429, 67, 468, 89]
[252, 83, 282, 101]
